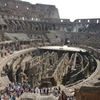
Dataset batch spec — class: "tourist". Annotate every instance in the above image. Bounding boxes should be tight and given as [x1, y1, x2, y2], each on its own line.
[0, 82, 66, 100]
[47, 88, 49, 95]
[0, 93, 2, 100]
[11, 94, 16, 100]
[67, 96, 70, 100]
[58, 86, 61, 94]
[43, 88, 45, 94]
[58, 94, 62, 100]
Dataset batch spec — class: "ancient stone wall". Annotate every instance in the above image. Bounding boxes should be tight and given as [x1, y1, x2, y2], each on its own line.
[0, 0, 59, 20]
[75, 86, 100, 100]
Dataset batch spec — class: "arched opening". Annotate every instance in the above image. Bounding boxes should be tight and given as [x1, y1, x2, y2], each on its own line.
[45, 27, 48, 31]
[16, 67, 21, 82]
[27, 7, 29, 10]
[16, 5, 19, 8]
[53, 24, 55, 30]
[97, 20, 99, 23]
[2, 15, 4, 18]
[36, 27, 38, 31]
[32, 18, 34, 20]
[87, 19, 90, 23]
[0, 25, 2, 30]
[1, 53, 3, 57]
[5, 3, 7, 6]
[4, 25, 7, 30]
[61, 19, 63, 22]
[79, 19, 81, 23]
[4, 64, 13, 82]
[7, 69, 13, 82]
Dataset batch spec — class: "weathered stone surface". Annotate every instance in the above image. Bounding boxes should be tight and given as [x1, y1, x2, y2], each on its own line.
[20, 93, 57, 100]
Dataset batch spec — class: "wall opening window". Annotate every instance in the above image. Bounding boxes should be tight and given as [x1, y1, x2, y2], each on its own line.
[2, 15, 4, 18]
[36, 18, 38, 21]
[5, 3, 7, 6]
[0, 25, 2, 30]
[22, 17, 24, 20]
[79, 20, 81, 23]
[27, 7, 29, 10]
[97, 20, 99, 23]
[61, 19, 63, 22]
[4, 25, 7, 30]
[16, 5, 19, 8]
[86, 24, 89, 28]
[87, 20, 90, 23]
[12, 16, 14, 18]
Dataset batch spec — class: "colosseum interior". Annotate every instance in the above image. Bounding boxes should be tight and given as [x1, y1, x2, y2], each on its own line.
[0, 0, 100, 100]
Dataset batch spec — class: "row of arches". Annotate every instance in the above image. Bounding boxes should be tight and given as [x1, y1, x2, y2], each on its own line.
[4, 19, 70, 31]
[0, 25, 7, 30]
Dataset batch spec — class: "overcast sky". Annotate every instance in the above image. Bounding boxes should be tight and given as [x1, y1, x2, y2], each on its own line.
[21, 0, 100, 21]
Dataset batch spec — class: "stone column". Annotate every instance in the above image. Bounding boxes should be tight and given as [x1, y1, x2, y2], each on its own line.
[19, 72, 23, 83]
[12, 72, 16, 83]
[30, 74, 35, 88]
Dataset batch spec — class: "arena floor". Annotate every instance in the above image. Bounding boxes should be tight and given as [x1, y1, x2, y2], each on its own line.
[39, 45, 87, 52]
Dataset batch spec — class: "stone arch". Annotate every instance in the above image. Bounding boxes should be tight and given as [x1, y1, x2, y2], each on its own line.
[38, 23, 42, 30]
[31, 23, 36, 30]
[41, 23, 45, 31]
[25, 21, 31, 30]
[15, 20, 22, 30]
[19, 55, 32, 83]
[20, 55, 32, 72]
[0, 25, 2, 30]
[20, 20, 26, 30]
[44, 23, 48, 31]
[28, 21, 33, 30]
[18, 21, 25, 30]
[4, 25, 7, 30]
[11, 57, 21, 82]
[4, 20, 10, 30]
[35, 23, 39, 31]
[2, 59, 13, 81]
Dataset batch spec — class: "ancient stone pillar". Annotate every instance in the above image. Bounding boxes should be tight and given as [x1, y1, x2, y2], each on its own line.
[12, 72, 16, 83]
[19, 72, 23, 83]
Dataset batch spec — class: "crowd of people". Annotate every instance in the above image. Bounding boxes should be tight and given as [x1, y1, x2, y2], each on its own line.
[0, 82, 76, 100]
[0, 82, 32, 100]
[0, 82, 62, 100]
